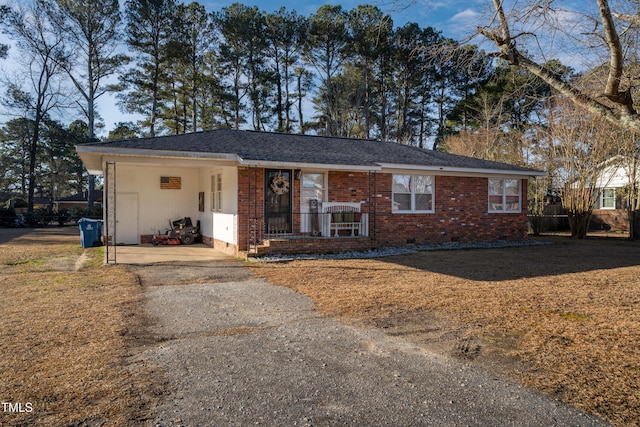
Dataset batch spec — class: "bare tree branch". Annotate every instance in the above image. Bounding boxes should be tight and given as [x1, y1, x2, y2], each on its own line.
[614, 13, 640, 25]
[598, 0, 632, 111]
[479, 0, 640, 132]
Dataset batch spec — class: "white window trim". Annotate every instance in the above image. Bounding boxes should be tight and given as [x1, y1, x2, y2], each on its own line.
[600, 188, 616, 210]
[300, 172, 328, 204]
[488, 178, 522, 213]
[392, 174, 435, 213]
[211, 172, 222, 212]
[299, 171, 327, 234]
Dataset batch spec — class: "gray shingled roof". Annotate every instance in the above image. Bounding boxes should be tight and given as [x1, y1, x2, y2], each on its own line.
[79, 129, 539, 173]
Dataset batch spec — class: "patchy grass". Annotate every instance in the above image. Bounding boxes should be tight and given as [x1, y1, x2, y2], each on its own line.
[3, 228, 638, 425]
[251, 235, 640, 426]
[0, 228, 155, 426]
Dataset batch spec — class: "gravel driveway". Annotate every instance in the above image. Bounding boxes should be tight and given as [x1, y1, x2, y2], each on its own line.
[130, 260, 608, 427]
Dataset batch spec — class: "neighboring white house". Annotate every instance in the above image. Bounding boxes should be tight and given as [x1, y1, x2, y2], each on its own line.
[591, 156, 638, 231]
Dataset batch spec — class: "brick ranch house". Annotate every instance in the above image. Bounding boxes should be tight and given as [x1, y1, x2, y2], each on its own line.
[76, 129, 544, 257]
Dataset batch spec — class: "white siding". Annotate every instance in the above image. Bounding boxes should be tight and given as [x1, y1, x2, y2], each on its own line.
[596, 164, 632, 188]
[116, 164, 200, 238]
[212, 213, 238, 244]
[197, 166, 238, 244]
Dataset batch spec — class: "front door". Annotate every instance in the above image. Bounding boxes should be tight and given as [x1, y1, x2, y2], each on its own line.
[115, 192, 139, 244]
[264, 169, 292, 235]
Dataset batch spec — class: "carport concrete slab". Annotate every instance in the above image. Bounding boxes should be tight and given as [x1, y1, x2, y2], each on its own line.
[109, 243, 233, 264]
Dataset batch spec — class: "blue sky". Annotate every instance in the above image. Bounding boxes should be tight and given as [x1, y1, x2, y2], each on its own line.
[201, 0, 485, 38]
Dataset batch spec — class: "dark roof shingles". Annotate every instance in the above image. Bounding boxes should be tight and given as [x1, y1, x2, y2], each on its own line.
[81, 129, 537, 172]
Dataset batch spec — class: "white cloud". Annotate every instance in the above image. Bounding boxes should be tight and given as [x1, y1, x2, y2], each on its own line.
[450, 8, 481, 23]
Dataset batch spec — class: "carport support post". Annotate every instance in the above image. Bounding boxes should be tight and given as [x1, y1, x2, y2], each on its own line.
[105, 161, 116, 264]
[247, 164, 256, 255]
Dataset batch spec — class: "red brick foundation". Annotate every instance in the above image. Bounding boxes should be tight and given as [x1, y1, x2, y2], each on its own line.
[259, 236, 374, 256]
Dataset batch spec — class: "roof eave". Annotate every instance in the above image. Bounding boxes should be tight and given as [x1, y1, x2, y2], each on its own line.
[76, 145, 240, 161]
[238, 158, 381, 171]
[76, 145, 242, 174]
[77, 150, 103, 175]
[377, 163, 545, 177]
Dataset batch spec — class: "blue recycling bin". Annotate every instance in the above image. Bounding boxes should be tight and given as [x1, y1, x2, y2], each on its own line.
[78, 218, 103, 248]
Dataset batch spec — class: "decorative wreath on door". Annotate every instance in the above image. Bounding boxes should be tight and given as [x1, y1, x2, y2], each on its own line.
[270, 172, 290, 195]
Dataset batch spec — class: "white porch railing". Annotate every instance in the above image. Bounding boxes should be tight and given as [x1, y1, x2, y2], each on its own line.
[321, 201, 368, 237]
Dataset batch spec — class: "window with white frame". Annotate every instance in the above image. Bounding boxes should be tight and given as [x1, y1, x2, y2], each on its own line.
[488, 178, 521, 213]
[392, 174, 434, 212]
[211, 173, 222, 212]
[600, 188, 616, 209]
[301, 173, 325, 206]
[300, 172, 325, 233]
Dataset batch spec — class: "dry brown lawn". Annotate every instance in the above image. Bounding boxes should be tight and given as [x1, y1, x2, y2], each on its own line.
[251, 235, 640, 427]
[2, 228, 638, 426]
[0, 228, 156, 426]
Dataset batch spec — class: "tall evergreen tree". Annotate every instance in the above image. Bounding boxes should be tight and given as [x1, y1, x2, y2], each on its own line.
[347, 5, 392, 139]
[391, 23, 430, 144]
[304, 5, 350, 136]
[264, 8, 308, 133]
[40, 119, 87, 200]
[197, 49, 232, 130]
[215, 3, 253, 130]
[120, 0, 177, 137]
[0, 118, 35, 195]
[162, 2, 215, 134]
[293, 66, 314, 134]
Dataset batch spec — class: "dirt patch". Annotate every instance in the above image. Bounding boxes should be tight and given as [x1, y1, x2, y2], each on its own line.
[0, 228, 160, 426]
[251, 235, 640, 427]
[126, 259, 253, 287]
[362, 308, 529, 378]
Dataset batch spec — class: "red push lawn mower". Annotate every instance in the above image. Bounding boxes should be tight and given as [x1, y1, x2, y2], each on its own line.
[152, 217, 201, 246]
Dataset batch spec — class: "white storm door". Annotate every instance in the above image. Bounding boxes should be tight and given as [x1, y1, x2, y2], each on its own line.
[115, 193, 139, 245]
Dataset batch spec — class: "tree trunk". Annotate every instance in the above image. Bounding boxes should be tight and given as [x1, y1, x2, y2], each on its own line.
[27, 111, 43, 214]
[88, 65, 96, 210]
[275, 57, 283, 132]
[296, 71, 304, 134]
[567, 211, 592, 239]
[529, 214, 544, 235]
[628, 209, 640, 240]
[284, 58, 291, 133]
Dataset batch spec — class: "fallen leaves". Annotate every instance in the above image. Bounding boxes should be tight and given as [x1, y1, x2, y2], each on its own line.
[252, 236, 640, 426]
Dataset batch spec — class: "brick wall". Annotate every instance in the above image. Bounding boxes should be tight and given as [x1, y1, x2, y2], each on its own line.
[237, 166, 265, 250]
[235, 167, 529, 255]
[204, 235, 240, 256]
[370, 174, 529, 246]
[328, 171, 371, 202]
[591, 209, 628, 231]
[261, 237, 374, 255]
